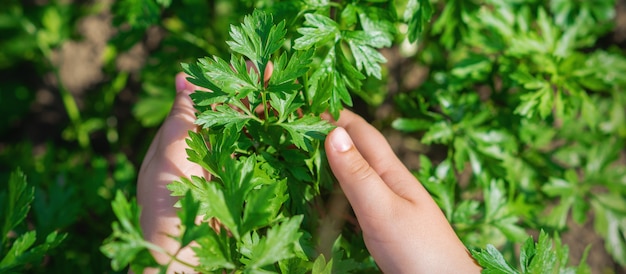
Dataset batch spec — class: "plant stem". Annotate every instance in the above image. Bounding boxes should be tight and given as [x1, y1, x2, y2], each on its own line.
[53, 67, 90, 149]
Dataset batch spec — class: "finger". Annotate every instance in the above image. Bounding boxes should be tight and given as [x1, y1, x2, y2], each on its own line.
[162, 72, 198, 144]
[325, 127, 398, 219]
[137, 72, 205, 273]
[264, 61, 273, 82]
[142, 73, 196, 170]
[332, 110, 427, 202]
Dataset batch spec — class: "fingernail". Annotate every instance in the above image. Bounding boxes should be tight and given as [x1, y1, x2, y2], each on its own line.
[330, 127, 353, 152]
[175, 73, 186, 93]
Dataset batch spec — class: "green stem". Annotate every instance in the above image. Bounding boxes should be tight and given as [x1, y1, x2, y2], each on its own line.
[261, 91, 269, 129]
[36, 28, 90, 149]
[53, 67, 90, 148]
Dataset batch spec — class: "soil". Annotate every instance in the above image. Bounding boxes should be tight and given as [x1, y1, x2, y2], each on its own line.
[5, 0, 626, 273]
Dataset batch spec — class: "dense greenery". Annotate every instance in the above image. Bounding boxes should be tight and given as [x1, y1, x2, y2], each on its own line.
[1, 0, 625, 273]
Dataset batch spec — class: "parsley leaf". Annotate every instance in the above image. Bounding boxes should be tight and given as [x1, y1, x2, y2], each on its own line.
[279, 115, 334, 151]
[404, 0, 434, 42]
[293, 13, 340, 50]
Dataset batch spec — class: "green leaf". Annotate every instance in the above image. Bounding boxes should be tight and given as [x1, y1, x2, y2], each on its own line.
[196, 55, 259, 98]
[306, 48, 357, 118]
[471, 244, 518, 274]
[525, 231, 562, 273]
[0, 231, 35, 270]
[391, 118, 431, 132]
[311, 254, 333, 274]
[421, 121, 453, 144]
[293, 13, 340, 50]
[592, 194, 626, 266]
[1, 169, 33, 246]
[226, 10, 286, 66]
[240, 216, 304, 269]
[344, 31, 387, 79]
[101, 191, 159, 272]
[184, 129, 240, 180]
[405, 0, 434, 42]
[181, 62, 221, 94]
[193, 229, 236, 271]
[242, 178, 288, 233]
[484, 180, 527, 242]
[269, 49, 314, 88]
[473, 231, 591, 273]
[355, 5, 395, 46]
[279, 115, 334, 151]
[450, 55, 492, 80]
[196, 105, 254, 131]
[177, 191, 212, 247]
[112, 0, 160, 29]
[0, 231, 65, 271]
[269, 91, 302, 122]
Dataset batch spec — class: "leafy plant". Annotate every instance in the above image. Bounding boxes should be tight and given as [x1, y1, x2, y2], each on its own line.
[0, 169, 66, 273]
[471, 231, 590, 274]
[394, 0, 626, 269]
[100, 0, 612, 272]
[0, 0, 615, 272]
[102, 6, 390, 271]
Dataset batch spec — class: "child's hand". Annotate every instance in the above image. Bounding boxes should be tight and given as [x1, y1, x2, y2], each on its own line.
[136, 72, 204, 273]
[325, 110, 482, 273]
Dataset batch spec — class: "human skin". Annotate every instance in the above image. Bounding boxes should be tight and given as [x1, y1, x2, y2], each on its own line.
[136, 72, 482, 273]
[325, 112, 482, 273]
[136, 72, 205, 273]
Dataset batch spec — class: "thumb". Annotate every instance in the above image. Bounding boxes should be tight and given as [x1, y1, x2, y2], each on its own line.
[159, 72, 198, 142]
[325, 127, 396, 218]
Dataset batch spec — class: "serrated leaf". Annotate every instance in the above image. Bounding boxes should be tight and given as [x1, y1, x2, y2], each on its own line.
[226, 10, 286, 66]
[198, 55, 259, 97]
[519, 235, 535, 273]
[0, 231, 65, 271]
[269, 91, 302, 122]
[270, 49, 313, 88]
[177, 191, 212, 247]
[405, 0, 434, 42]
[193, 229, 236, 271]
[242, 178, 288, 234]
[311, 254, 332, 274]
[181, 62, 221, 93]
[344, 31, 387, 79]
[240, 216, 304, 269]
[101, 191, 159, 272]
[471, 244, 518, 274]
[306, 48, 355, 118]
[421, 121, 454, 144]
[355, 5, 395, 46]
[294, 13, 340, 50]
[592, 194, 626, 266]
[279, 115, 334, 151]
[0, 231, 36, 269]
[1, 169, 33, 245]
[526, 231, 559, 273]
[196, 105, 254, 131]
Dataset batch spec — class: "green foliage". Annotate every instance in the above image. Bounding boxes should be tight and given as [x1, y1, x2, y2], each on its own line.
[0, 169, 66, 273]
[2, 0, 625, 272]
[101, 191, 160, 273]
[395, 0, 626, 269]
[471, 231, 591, 274]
